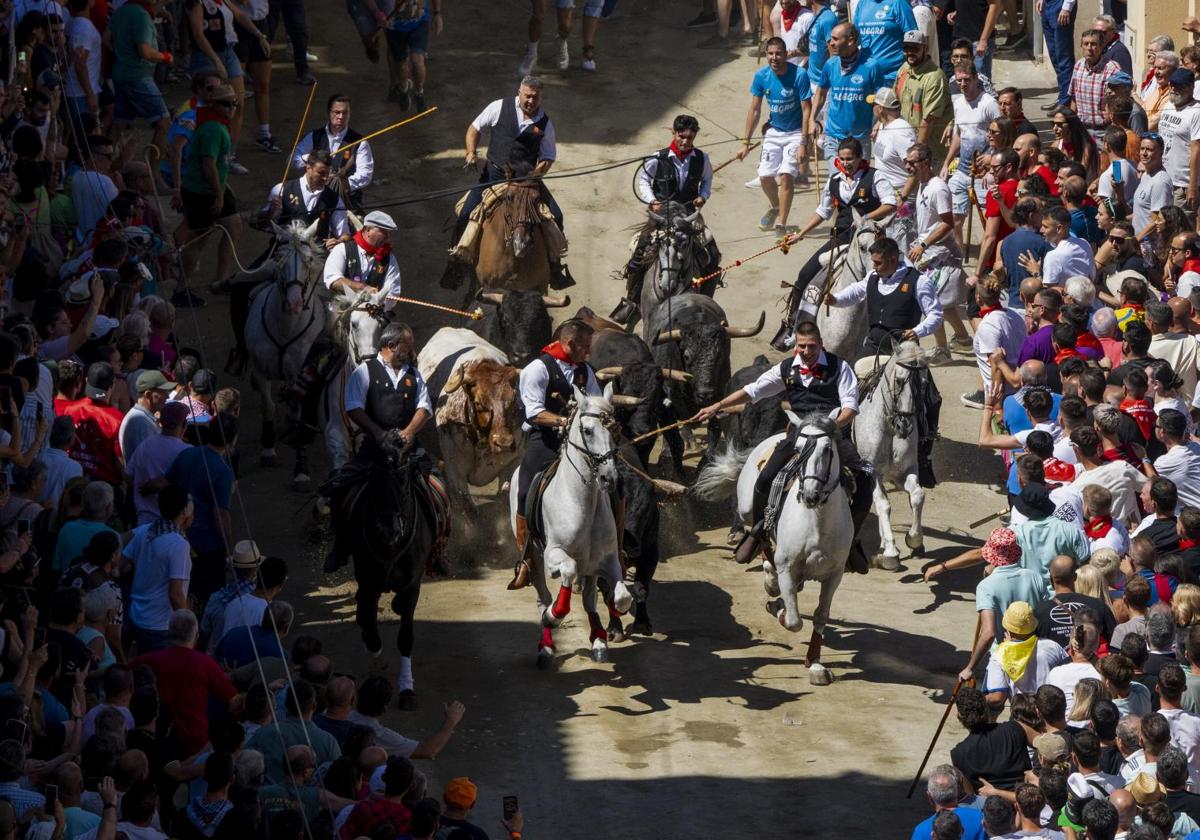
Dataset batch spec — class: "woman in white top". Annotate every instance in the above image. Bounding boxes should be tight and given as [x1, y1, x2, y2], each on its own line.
[966, 274, 1025, 408]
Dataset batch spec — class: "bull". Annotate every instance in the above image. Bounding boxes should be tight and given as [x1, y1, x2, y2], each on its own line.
[472, 289, 571, 367]
[642, 293, 764, 473]
[418, 327, 524, 513]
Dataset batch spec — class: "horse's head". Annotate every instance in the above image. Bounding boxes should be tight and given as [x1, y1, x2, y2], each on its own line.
[566, 385, 621, 492]
[881, 341, 927, 440]
[646, 204, 702, 297]
[272, 219, 326, 315]
[792, 411, 841, 508]
[505, 182, 543, 259]
[333, 286, 390, 365]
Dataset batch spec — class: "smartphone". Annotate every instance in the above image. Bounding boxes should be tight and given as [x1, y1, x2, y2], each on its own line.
[502, 796, 518, 821]
[33, 627, 44, 648]
[16, 520, 28, 537]
[43, 784, 57, 814]
[3, 718, 25, 745]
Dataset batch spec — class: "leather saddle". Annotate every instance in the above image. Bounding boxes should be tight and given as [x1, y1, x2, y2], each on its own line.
[523, 457, 561, 545]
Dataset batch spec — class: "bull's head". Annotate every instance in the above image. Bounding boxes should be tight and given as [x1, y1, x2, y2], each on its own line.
[652, 311, 764, 407]
[476, 290, 571, 366]
[443, 359, 522, 454]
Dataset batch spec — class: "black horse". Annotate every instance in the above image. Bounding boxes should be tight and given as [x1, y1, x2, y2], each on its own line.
[321, 434, 446, 708]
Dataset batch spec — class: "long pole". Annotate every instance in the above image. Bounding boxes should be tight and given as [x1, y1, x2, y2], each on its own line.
[712, 142, 761, 176]
[337, 107, 438, 155]
[280, 82, 319, 191]
[385, 294, 483, 320]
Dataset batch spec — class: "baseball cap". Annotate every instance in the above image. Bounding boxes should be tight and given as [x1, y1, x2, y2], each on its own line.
[190, 369, 217, 396]
[1169, 67, 1196, 89]
[363, 211, 397, 231]
[1107, 70, 1134, 86]
[902, 29, 928, 46]
[135, 369, 172, 395]
[444, 777, 477, 809]
[85, 362, 114, 400]
[873, 87, 900, 109]
[1033, 732, 1069, 763]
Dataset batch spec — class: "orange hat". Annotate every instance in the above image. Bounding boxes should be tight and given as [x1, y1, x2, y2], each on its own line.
[444, 777, 477, 809]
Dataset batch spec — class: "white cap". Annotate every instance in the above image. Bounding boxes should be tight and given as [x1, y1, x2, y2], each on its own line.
[363, 210, 397, 230]
[873, 87, 901, 109]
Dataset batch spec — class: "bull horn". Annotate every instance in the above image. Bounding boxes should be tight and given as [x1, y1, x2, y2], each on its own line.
[346, 210, 364, 232]
[610, 394, 645, 407]
[660, 368, 693, 383]
[647, 210, 665, 225]
[542, 294, 571, 308]
[477, 291, 505, 306]
[443, 366, 465, 394]
[780, 401, 791, 412]
[724, 311, 767, 339]
[651, 478, 688, 497]
[652, 328, 683, 346]
[594, 366, 625, 382]
[301, 217, 321, 241]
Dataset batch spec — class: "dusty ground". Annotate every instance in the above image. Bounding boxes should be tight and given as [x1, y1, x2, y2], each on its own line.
[162, 2, 1068, 835]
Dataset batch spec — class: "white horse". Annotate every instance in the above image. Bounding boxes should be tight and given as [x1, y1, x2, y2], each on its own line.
[694, 410, 851, 685]
[317, 286, 391, 472]
[853, 341, 927, 570]
[245, 219, 328, 489]
[508, 385, 635, 668]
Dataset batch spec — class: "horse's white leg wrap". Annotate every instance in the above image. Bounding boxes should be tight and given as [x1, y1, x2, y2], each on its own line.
[904, 473, 926, 551]
[397, 656, 414, 692]
[873, 478, 899, 559]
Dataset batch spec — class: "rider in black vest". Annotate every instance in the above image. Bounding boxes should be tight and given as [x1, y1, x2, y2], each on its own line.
[769, 137, 897, 351]
[324, 321, 433, 573]
[446, 79, 572, 290]
[692, 321, 875, 573]
[509, 319, 604, 590]
[294, 95, 373, 213]
[610, 114, 722, 326]
[822, 236, 943, 488]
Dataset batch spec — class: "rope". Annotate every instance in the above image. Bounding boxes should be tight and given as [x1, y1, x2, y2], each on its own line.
[384, 295, 483, 320]
[690, 236, 792, 287]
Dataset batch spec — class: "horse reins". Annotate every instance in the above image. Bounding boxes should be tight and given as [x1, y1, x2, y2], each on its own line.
[561, 402, 620, 480]
[792, 428, 839, 507]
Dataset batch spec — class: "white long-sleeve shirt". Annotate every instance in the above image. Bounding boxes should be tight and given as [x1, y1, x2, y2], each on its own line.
[517, 356, 601, 433]
[830, 263, 944, 339]
[292, 126, 374, 193]
[743, 351, 859, 412]
[471, 97, 558, 162]
[635, 148, 714, 204]
[344, 360, 433, 415]
[1043, 235, 1094, 286]
[814, 167, 897, 220]
[322, 241, 401, 307]
[265, 179, 349, 237]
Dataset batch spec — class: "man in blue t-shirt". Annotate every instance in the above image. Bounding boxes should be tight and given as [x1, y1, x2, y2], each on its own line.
[910, 764, 988, 840]
[737, 37, 812, 234]
[812, 23, 884, 163]
[806, 0, 838, 85]
[853, 0, 918, 83]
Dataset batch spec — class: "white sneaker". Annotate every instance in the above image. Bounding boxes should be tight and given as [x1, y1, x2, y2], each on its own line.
[517, 44, 537, 77]
[228, 158, 249, 175]
[581, 52, 596, 71]
[744, 176, 759, 189]
[555, 36, 569, 70]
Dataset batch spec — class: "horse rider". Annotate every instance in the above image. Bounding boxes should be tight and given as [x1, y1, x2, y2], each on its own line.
[291, 94, 375, 213]
[224, 148, 349, 375]
[510, 317, 605, 591]
[822, 235, 943, 488]
[609, 114, 721, 325]
[446, 75, 574, 290]
[770, 136, 897, 351]
[323, 320, 434, 573]
[284, 210, 403, 442]
[692, 320, 874, 573]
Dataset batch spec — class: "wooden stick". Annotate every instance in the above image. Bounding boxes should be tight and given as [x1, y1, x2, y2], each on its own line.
[385, 295, 483, 320]
[906, 613, 983, 798]
[712, 142, 761, 176]
[629, 416, 705, 445]
[811, 139, 821, 196]
[337, 107, 438, 155]
[280, 82, 318, 190]
[617, 452, 686, 496]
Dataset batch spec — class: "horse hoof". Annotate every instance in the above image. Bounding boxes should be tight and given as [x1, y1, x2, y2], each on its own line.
[872, 553, 901, 571]
[395, 689, 418, 711]
[260, 450, 278, 467]
[607, 619, 626, 644]
[727, 528, 744, 546]
[808, 664, 833, 686]
[590, 640, 609, 663]
[629, 618, 653, 636]
[536, 647, 555, 670]
[907, 540, 926, 557]
[763, 565, 781, 597]
[292, 474, 311, 492]
[904, 531, 924, 550]
[361, 629, 383, 657]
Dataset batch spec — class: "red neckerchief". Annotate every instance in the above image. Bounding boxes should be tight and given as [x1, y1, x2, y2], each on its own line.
[1119, 397, 1157, 441]
[541, 341, 572, 363]
[669, 140, 695, 159]
[1182, 538, 1198, 550]
[1076, 331, 1102, 352]
[1183, 257, 1200, 274]
[353, 229, 392, 262]
[835, 158, 869, 179]
[796, 363, 825, 376]
[195, 105, 229, 128]
[1044, 457, 1077, 484]
[1102, 442, 1142, 468]
[1054, 347, 1083, 365]
[781, 2, 802, 30]
[1085, 515, 1114, 539]
[979, 305, 1003, 318]
[1121, 302, 1145, 313]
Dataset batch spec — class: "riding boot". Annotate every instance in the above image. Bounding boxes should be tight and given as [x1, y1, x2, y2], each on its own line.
[769, 318, 793, 353]
[918, 439, 937, 489]
[549, 262, 577, 290]
[609, 268, 644, 325]
[734, 520, 767, 564]
[508, 514, 533, 590]
[846, 477, 873, 575]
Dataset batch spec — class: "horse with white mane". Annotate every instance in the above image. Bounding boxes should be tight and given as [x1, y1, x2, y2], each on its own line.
[694, 410, 851, 685]
[508, 385, 634, 668]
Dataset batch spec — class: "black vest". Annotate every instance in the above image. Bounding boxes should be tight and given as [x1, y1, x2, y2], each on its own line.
[341, 240, 389, 289]
[779, 353, 844, 416]
[279, 177, 340, 240]
[866, 266, 922, 350]
[311, 127, 364, 179]
[363, 357, 419, 432]
[829, 167, 882, 235]
[198, 0, 227, 51]
[537, 353, 591, 450]
[650, 149, 706, 204]
[486, 97, 550, 178]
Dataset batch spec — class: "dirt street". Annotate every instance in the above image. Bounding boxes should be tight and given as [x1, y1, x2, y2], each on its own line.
[167, 2, 1067, 835]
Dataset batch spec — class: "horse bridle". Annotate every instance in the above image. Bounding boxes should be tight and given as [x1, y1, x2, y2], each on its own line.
[562, 402, 620, 479]
[792, 428, 839, 507]
[278, 241, 322, 313]
[334, 299, 390, 365]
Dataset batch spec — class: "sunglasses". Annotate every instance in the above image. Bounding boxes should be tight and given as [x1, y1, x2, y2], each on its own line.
[1109, 235, 1128, 243]
[1141, 132, 1162, 140]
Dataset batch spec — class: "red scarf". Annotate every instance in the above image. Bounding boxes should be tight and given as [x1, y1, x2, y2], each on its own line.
[781, 2, 802, 30]
[669, 140, 695, 159]
[1119, 398, 1156, 442]
[979, 305, 1003, 319]
[1183, 257, 1200, 275]
[835, 158, 869, 179]
[1053, 347, 1083, 365]
[1085, 515, 1114, 539]
[1076, 331, 1102, 353]
[1182, 538, 1198, 550]
[1043, 457, 1077, 484]
[195, 105, 229, 128]
[1102, 443, 1142, 468]
[353, 229, 392, 262]
[541, 341, 572, 363]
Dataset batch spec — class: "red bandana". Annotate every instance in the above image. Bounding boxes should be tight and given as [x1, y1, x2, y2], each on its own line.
[781, 2, 802, 30]
[1043, 457, 1077, 484]
[1085, 515, 1114, 539]
[354, 229, 392, 262]
[1054, 347, 1083, 365]
[979, 305, 1003, 318]
[796, 364, 825, 376]
[541, 341, 572, 363]
[1102, 443, 1142, 468]
[835, 158, 869, 179]
[1076, 331, 1102, 352]
[1182, 538, 1198, 550]
[195, 105, 229, 128]
[669, 140, 695, 159]
[1119, 398, 1156, 442]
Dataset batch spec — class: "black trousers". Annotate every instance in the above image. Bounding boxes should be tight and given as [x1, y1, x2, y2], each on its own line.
[752, 429, 871, 523]
[517, 433, 558, 516]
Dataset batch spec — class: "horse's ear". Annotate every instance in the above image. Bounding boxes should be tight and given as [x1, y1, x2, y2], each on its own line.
[269, 221, 284, 239]
[574, 384, 588, 405]
[601, 381, 614, 403]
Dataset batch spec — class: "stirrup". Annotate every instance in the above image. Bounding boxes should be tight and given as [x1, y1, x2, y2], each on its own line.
[507, 558, 532, 590]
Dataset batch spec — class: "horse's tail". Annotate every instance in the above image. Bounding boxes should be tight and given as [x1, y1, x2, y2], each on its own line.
[691, 441, 751, 501]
